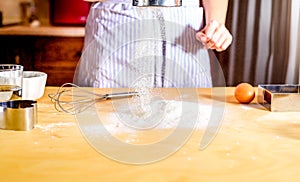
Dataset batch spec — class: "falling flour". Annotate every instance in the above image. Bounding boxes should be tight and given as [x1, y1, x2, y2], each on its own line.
[130, 77, 153, 119]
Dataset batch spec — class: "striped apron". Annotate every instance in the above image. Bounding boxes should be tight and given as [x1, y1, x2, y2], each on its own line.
[74, 0, 212, 88]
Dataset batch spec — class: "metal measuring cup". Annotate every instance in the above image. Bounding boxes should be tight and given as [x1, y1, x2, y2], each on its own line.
[0, 100, 37, 131]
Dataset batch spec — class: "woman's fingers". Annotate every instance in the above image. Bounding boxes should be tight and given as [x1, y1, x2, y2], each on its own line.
[196, 20, 233, 52]
[204, 20, 220, 40]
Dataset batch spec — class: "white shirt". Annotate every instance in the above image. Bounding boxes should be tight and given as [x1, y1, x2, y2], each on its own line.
[74, 1, 212, 88]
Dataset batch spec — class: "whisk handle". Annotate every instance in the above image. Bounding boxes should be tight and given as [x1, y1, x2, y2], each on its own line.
[104, 92, 138, 100]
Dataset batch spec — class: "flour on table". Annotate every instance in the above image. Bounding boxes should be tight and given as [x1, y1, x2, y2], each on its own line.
[106, 97, 212, 134]
[35, 122, 75, 132]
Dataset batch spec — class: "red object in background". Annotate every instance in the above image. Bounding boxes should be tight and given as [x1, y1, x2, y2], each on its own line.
[50, 0, 91, 26]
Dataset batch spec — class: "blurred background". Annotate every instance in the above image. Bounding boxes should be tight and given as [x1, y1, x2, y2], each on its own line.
[0, 0, 49, 25]
[217, 0, 300, 86]
[0, 0, 299, 86]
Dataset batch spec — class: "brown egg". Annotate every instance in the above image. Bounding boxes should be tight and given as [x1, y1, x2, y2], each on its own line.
[234, 83, 255, 104]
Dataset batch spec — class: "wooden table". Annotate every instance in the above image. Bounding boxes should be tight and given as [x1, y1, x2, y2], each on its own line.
[1, 87, 300, 182]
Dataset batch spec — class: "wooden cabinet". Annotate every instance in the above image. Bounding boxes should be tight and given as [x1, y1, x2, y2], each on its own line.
[33, 37, 83, 86]
[0, 35, 84, 86]
[0, 36, 35, 69]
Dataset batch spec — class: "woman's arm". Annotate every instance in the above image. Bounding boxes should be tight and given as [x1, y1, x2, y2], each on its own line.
[202, 0, 229, 24]
[196, 0, 232, 52]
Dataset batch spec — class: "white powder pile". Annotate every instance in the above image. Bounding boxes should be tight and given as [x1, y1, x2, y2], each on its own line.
[107, 100, 181, 133]
[116, 74, 184, 130]
[112, 97, 213, 133]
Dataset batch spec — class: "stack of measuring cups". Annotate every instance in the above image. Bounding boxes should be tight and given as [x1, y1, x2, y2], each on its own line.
[0, 64, 47, 131]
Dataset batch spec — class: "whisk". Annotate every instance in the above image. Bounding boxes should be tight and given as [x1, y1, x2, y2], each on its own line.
[48, 83, 138, 114]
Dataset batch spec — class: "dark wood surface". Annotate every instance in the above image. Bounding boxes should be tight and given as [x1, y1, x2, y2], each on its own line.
[0, 35, 84, 86]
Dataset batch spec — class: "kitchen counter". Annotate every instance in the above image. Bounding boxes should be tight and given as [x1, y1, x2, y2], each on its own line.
[1, 87, 300, 181]
[0, 25, 85, 37]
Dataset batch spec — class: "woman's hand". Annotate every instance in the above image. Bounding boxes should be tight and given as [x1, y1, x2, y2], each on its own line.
[196, 20, 232, 52]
